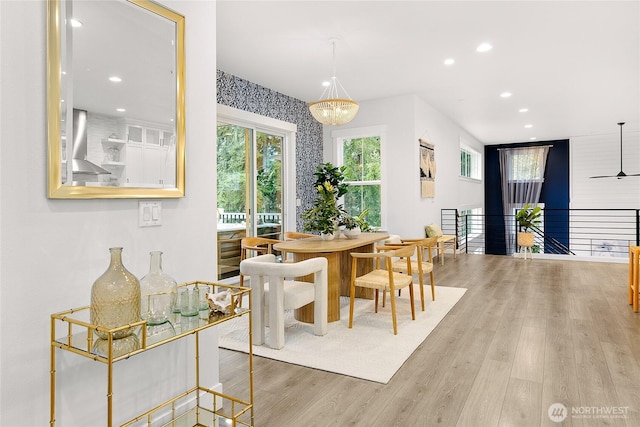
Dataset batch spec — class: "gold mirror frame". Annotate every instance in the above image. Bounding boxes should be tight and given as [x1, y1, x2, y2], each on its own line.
[47, 0, 185, 199]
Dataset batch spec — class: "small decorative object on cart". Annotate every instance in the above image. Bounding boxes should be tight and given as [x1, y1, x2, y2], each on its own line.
[207, 288, 233, 314]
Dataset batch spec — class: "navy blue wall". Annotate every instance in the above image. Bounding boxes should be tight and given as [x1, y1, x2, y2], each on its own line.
[484, 139, 570, 254]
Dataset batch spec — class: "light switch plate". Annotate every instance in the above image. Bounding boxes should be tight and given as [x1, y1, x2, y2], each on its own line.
[139, 201, 161, 227]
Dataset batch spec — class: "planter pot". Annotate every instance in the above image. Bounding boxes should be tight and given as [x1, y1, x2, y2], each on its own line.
[320, 232, 336, 241]
[343, 227, 361, 239]
[517, 232, 534, 247]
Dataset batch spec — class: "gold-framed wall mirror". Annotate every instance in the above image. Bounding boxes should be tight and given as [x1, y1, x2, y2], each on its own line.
[47, 0, 185, 199]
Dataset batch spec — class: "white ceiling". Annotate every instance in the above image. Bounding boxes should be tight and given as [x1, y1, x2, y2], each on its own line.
[71, 0, 176, 126]
[216, 0, 640, 144]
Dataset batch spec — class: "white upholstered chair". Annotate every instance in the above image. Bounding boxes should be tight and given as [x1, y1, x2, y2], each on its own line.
[239, 254, 328, 349]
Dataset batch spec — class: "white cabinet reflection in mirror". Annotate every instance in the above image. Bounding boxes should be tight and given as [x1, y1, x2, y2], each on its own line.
[126, 122, 176, 187]
[75, 113, 176, 188]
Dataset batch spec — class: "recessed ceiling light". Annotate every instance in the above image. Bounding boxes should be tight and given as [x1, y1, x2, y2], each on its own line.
[519, 108, 529, 113]
[70, 18, 83, 28]
[530, 137, 537, 140]
[444, 58, 455, 66]
[116, 108, 126, 112]
[524, 124, 533, 128]
[476, 43, 492, 52]
[500, 92, 512, 98]
[322, 81, 330, 87]
[109, 76, 122, 83]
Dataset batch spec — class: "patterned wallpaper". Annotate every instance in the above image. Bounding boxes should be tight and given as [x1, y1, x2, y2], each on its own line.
[216, 70, 323, 231]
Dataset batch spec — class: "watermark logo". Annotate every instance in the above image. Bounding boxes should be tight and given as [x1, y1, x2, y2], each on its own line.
[548, 403, 628, 422]
[548, 403, 568, 423]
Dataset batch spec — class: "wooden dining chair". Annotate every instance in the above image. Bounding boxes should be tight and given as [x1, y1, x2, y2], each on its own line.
[349, 244, 416, 335]
[239, 237, 283, 289]
[629, 245, 640, 312]
[425, 224, 457, 265]
[281, 231, 316, 262]
[284, 231, 316, 240]
[392, 237, 438, 310]
[379, 236, 437, 311]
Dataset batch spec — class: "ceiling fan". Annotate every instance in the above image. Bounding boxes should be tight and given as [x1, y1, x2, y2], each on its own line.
[590, 122, 640, 179]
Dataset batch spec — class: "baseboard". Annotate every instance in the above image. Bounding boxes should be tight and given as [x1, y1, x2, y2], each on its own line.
[511, 252, 627, 264]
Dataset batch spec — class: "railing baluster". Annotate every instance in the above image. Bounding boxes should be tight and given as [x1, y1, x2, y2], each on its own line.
[636, 209, 639, 246]
[440, 207, 638, 258]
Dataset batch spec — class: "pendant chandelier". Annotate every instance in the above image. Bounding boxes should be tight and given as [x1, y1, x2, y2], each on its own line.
[309, 39, 359, 126]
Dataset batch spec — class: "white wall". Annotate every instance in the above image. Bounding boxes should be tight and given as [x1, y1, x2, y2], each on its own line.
[571, 130, 640, 209]
[0, 1, 217, 425]
[324, 94, 484, 238]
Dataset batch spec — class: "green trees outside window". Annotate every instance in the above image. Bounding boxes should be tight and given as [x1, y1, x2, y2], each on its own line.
[460, 146, 481, 179]
[217, 124, 246, 215]
[218, 122, 380, 230]
[341, 136, 381, 227]
[217, 123, 282, 222]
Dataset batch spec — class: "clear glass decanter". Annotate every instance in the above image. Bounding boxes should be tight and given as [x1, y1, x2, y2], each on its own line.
[140, 251, 177, 326]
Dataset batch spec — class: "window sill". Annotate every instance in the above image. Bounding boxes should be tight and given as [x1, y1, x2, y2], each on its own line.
[508, 179, 545, 183]
[459, 176, 482, 183]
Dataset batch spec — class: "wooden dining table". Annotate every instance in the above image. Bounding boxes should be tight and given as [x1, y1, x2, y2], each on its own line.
[274, 232, 389, 323]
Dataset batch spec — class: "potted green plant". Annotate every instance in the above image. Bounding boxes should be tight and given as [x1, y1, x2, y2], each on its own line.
[302, 181, 342, 239]
[302, 163, 375, 239]
[340, 209, 372, 239]
[302, 163, 350, 239]
[312, 163, 349, 199]
[515, 203, 541, 247]
[355, 210, 373, 233]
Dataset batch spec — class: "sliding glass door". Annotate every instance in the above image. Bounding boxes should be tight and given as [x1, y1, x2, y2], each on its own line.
[255, 131, 283, 233]
[216, 122, 284, 279]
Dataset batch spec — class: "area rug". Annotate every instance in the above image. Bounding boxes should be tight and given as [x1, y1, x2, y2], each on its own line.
[218, 285, 466, 384]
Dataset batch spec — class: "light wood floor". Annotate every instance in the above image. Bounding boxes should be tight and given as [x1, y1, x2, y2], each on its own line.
[220, 254, 640, 426]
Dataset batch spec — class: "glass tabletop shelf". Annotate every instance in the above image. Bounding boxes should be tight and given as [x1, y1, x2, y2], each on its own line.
[51, 281, 251, 363]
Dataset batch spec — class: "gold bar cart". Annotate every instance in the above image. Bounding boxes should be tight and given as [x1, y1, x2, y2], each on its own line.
[50, 282, 253, 426]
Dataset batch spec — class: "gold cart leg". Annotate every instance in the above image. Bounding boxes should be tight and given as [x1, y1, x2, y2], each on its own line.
[195, 331, 200, 423]
[107, 335, 114, 427]
[248, 291, 255, 426]
[50, 317, 56, 427]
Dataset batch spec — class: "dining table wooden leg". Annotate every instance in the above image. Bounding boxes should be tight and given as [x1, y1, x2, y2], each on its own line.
[293, 245, 376, 324]
[294, 252, 341, 323]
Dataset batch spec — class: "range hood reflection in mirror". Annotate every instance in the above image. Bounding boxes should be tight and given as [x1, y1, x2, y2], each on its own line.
[46, 0, 185, 199]
[71, 109, 111, 184]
